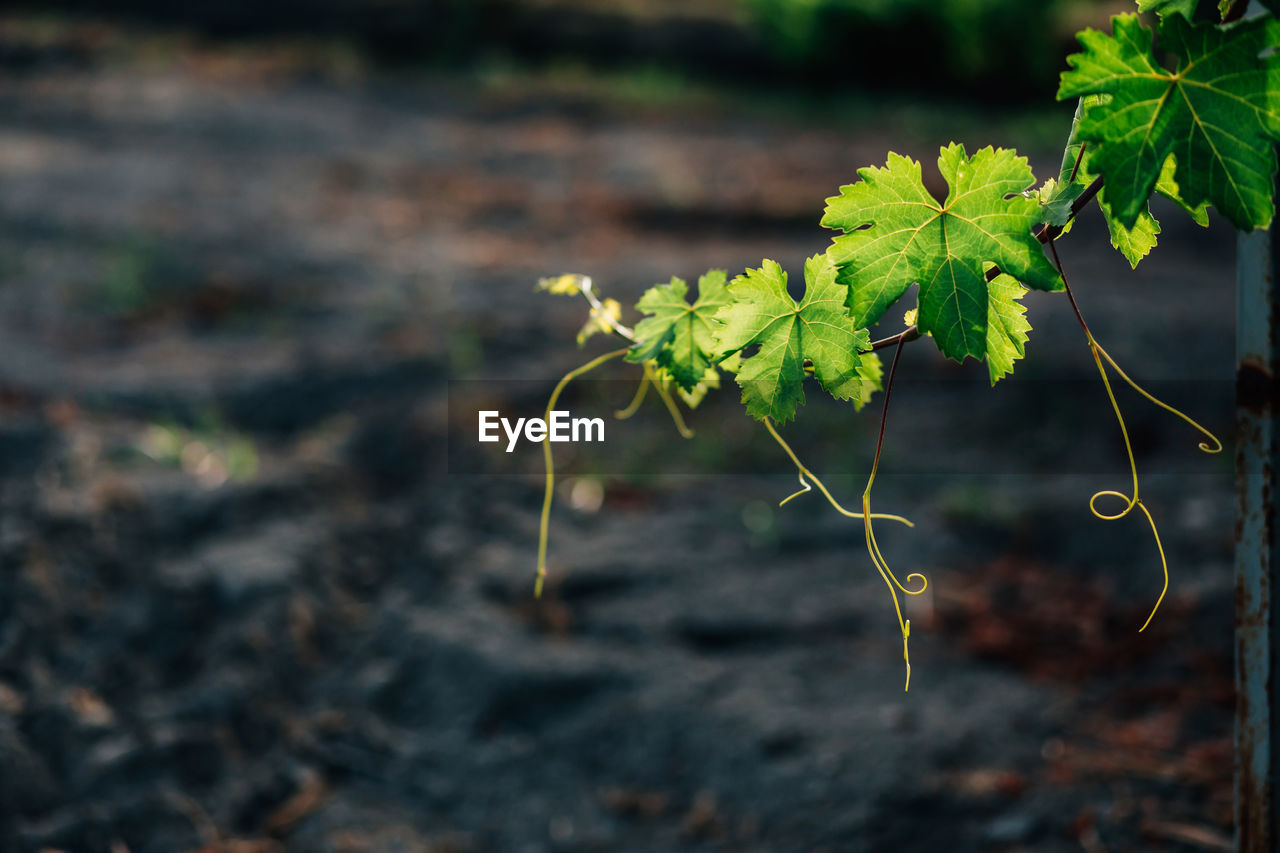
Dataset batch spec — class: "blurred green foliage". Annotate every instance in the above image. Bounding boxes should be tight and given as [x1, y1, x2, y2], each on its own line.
[743, 0, 1110, 96]
[34, 0, 1116, 100]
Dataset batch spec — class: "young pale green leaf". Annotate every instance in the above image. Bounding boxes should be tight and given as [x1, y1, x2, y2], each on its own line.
[712, 255, 875, 423]
[1036, 178, 1085, 228]
[985, 269, 1032, 385]
[823, 144, 1061, 363]
[577, 298, 622, 346]
[536, 273, 588, 295]
[626, 270, 729, 391]
[1058, 13, 1280, 231]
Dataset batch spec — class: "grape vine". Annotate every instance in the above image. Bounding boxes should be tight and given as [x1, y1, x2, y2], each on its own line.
[529, 2, 1278, 690]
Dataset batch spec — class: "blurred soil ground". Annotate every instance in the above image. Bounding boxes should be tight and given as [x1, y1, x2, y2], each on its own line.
[0, 13, 1240, 853]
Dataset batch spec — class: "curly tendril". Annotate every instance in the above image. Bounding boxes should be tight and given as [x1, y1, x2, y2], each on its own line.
[1046, 236, 1221, 632]
[763, 333, 927, 692]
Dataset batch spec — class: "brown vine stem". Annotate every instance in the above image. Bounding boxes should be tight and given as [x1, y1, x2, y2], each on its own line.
[1068, 141, 1087, 183]
[871, 326, 921, 351]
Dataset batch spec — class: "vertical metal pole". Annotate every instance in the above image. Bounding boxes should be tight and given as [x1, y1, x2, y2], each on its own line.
[1236, 209, 1279, 852]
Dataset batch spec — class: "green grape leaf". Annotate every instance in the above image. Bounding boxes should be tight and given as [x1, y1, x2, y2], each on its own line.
[1071, 145, 1207, 267]
[626, 270, 730, 391]
[712, 255, 875, 423]
[985, 268, 1032, 385]
[823, 144, 1062, 363]
[1061, 95, 1208, 230]
[1072, 150, 1162, 267]
[1104, 199, 1162, 267]
[1058, 13, 1280, 231]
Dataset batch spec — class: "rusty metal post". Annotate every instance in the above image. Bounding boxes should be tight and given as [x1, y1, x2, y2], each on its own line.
[1236, 206, 1279, 851]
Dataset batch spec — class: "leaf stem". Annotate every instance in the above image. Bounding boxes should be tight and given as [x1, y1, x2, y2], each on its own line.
[578, 276, 636, 341]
